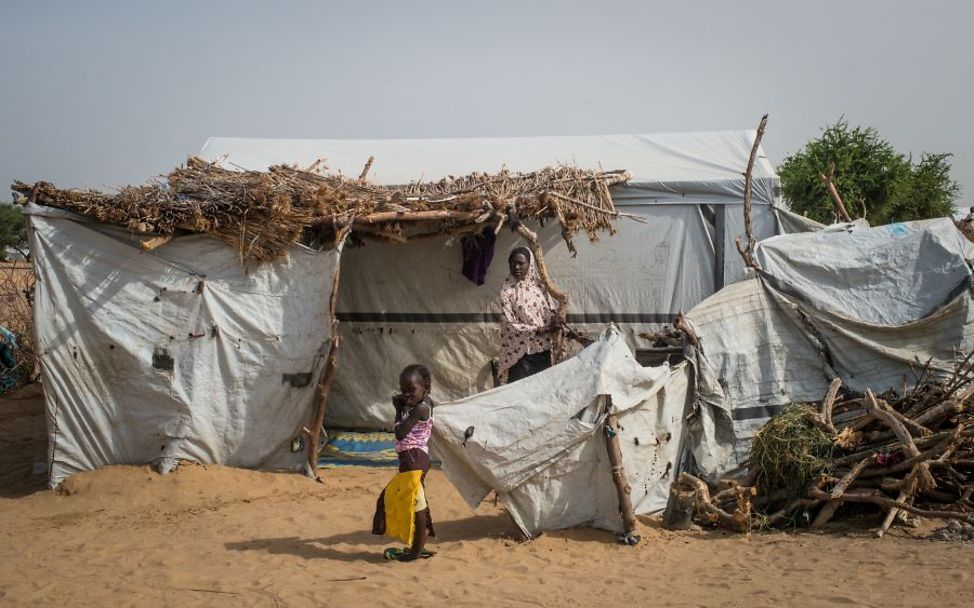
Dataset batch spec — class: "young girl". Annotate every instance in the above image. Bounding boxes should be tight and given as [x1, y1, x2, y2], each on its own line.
[372, 364, 436, 561]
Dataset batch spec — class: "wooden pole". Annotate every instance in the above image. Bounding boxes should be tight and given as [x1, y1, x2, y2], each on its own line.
[734, 113, 768, 269]
[355, 210, 481, 224]
[303, 228, 349, 479]
[308, 210, 481, 228]
[599, 395, 640, 545]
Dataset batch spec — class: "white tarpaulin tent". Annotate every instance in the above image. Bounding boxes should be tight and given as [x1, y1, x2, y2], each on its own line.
[25, 204, 341, 487]
[685, 217, 974, 467]
[201, 131, 784, 430]
[430, 327, 726, 538]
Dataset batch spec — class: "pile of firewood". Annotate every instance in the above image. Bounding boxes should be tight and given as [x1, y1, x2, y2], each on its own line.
[665, 355, 974, 536]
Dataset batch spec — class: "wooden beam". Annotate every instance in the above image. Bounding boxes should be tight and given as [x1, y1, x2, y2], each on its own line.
[355, 210, 481, 224]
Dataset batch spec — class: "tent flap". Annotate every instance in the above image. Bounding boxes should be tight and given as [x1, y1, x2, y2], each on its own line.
[431, 327, 715, 538]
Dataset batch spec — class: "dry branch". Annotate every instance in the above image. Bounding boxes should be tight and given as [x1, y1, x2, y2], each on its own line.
[818, 161, 853, 223]
[734, 114, 768, 269]
[675, 473, 753, 532]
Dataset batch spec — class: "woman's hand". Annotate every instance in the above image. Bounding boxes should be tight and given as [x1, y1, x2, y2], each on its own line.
[541, 316, 565, 333]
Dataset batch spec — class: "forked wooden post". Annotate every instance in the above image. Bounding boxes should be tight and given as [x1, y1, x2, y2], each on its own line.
[303, 229, 349, 479]
[598, 394, 640, 545]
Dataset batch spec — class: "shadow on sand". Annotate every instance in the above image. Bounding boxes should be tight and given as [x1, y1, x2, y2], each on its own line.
[225, 511, 517, 563]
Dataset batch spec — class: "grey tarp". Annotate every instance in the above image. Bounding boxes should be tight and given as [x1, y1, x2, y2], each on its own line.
[685, 217, 974, 468]
[25, 204, 340, 486]
[430, 327, 729, 538]
[773, 206, 826, 234]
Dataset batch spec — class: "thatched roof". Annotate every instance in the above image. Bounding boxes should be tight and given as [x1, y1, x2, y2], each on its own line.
[12, 157, 630, 264]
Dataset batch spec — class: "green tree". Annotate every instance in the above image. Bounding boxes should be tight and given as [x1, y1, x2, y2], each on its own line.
[778, 120, 960, 225]
[0, 203, 29, 260]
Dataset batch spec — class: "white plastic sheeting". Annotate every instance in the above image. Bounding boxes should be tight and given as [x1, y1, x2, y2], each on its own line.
[199, 132, 782, 429]
[686, 218, 974, 468]
[26, 204, 340, 487]
[431, 327, 706, 538]
[201, 131, 779, 205]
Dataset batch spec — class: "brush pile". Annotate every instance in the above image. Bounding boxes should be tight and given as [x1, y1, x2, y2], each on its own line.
[0, 261, 35, 392]
[12, 158, 630, 264]
[666, 355, 974, 536]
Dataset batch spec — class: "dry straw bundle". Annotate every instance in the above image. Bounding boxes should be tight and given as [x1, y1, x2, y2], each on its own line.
[12, 158, 631, 264]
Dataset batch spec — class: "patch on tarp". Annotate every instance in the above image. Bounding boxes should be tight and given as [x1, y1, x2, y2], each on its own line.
[152, 348, 174, 371]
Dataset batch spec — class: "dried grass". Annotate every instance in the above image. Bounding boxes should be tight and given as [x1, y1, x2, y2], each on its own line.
[12, 158, 630, 264]
[748, 404, 836, 504]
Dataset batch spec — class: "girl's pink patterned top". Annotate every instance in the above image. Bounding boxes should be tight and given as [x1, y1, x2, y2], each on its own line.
[394, 397, 434, 454]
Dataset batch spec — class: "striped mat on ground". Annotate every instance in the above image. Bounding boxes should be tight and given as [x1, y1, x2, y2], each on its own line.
[318, 430, 399, 468]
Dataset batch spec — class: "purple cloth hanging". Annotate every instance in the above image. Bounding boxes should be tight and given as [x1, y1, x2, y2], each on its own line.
[460, 228, 496, 286]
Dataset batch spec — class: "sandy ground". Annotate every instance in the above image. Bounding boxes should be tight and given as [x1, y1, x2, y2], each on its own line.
[2, 385, 973, 608]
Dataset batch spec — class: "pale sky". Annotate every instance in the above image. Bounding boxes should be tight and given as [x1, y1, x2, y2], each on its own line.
[1, 1, 971, 204]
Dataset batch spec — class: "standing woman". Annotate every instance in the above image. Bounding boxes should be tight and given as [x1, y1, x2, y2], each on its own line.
[498, 246, 563, 383]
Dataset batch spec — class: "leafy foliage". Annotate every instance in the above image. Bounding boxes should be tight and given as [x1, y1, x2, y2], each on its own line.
[0, 203, 28, 260]
[748, 404, 835, 504]
[779, 120, 960, 225]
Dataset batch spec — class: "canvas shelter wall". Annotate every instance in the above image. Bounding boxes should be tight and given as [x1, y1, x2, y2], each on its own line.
[685, 218, 974, 469]
[25, 204, 339, 487]
[329, 201, 778, 430]
[431, 328, 699, 538]
[200, 130, 782, 430]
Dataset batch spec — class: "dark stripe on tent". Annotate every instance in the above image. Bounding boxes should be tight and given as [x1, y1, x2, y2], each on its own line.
[566, 313, 678, 324]
[336, 312, 678, 324]
[732, 404, 786, 422]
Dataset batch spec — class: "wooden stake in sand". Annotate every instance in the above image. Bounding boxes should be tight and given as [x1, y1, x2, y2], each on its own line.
[599, 395, 640, 545]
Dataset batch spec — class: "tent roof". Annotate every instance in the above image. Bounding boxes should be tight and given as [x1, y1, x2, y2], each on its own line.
[200, 130, 779, 205]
